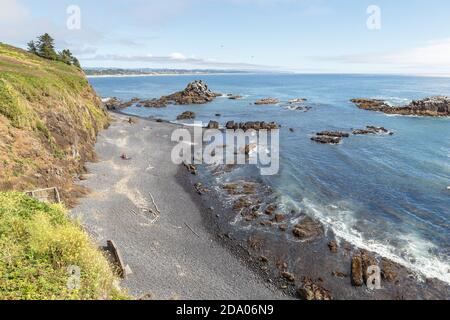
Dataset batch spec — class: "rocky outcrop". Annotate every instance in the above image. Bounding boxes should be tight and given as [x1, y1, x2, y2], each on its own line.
[297, 277, 332, 300]
[289, 98, 307, 104]
[176, 111, 196, 120]
[255, 98, 280, 105]
[224, 121, 279, 131]
[206, 121, 219, 129]
[317, 131, 350, 138]
[351, 96, 450, 117]
[312, 127, 393, 144]
[353, 126, 393, 135]
[104, 97, 140, 110]
[165, 80, 220, 105]
[140, 80, 220, 108]
[292, 217, 324, 241]
[311, 135, 343, 145]
[104, 97, 122, 110]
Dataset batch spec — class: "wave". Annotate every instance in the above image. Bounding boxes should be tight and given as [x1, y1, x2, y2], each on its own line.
[283, 196, 450, 285]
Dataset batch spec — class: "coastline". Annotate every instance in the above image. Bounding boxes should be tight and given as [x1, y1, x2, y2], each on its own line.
[72, 111, 449, 300]
[86, 72, 255, 79]
[71, 112, 286, 300]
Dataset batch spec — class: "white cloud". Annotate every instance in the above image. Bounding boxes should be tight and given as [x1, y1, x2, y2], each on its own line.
[82, 53, 279, 70]
[169, 52, 187, 60]
[0, 0, 28, 23]
[320, 39, 450, 69]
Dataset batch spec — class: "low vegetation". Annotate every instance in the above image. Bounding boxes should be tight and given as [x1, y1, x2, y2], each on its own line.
[0, 192, 128, 300]
[0, 42, 109, 205]
[27, 33, 81, 68]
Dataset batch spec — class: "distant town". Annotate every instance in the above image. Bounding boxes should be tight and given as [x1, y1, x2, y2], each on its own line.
[84, 68, 252, 76]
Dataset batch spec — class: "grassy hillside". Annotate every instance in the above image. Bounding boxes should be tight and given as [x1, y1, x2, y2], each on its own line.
[0, 192, 127, 300]
[0, 44, 127, 300]
[0, 43, 109, 206]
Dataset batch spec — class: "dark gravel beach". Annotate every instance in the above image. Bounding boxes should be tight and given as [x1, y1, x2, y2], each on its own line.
[71, 113, 286, 300]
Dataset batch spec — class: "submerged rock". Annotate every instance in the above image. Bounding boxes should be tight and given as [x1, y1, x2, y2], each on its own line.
[289, 98, 307, 104]
[317, 131, 350, 138]
[255, 98, 280, 105]
[351, 96, 450, 117]
[353, 126, 393, 135]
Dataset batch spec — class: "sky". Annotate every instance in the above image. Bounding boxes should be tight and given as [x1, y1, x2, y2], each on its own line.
[1, 0, 450, 75]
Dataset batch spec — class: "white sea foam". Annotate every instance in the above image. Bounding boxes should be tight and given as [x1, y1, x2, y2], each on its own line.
[292, 197, 450, 285]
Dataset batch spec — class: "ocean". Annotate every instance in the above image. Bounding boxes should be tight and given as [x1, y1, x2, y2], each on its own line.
[89, 73, 450, 284]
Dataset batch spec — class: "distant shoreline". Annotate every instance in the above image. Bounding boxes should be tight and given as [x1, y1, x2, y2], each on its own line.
[86, 72, 256, 78]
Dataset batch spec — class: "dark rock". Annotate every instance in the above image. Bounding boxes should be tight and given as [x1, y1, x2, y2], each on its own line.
[273, 214, 285, 223]
[265, 204, 277, 216]
[139, 98, 168, 108]
[289, 98, 307, 104]
[351, 96, 450, 117]
[255, 98, 280, 105]
[311, 136, 342, 145]
[297, 277, 332, 300]
[228, 95, 243, 100]
[381, 258, 398, 282]
[351, 255, 364, 286]
[224, 121, 279, 131]
[225, 121, 236, 130]
[317, 131, 350, 138]
[281, 271, 296, 282]
[292, 217, 324, 241]
[332, 271, 348, 278]
[207, 121, 219, 129]
[183, 163, 197, 175]
[328, 240, 338, 253]
[104, 97, 122, 110]
[176, 111, 196, 120]
[194, 182, 209, 195]
[140, 80, 219, 108]
[353, 126, 393, 135]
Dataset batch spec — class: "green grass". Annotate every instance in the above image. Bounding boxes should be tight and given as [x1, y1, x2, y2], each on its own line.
[0, 43, 108, 130]
[0, 192, 128, 300]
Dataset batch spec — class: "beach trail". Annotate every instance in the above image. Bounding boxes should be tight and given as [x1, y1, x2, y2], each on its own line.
[71, 113, 284, 300]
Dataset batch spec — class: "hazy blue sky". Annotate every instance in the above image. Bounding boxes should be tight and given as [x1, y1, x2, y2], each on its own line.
[1, 0, 450, 74]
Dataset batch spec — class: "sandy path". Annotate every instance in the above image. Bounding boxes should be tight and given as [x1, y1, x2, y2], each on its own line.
[71, 113, 284, 300]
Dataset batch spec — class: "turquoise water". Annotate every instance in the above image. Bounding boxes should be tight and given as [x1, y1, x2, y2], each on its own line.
[89, 74, 450, 283]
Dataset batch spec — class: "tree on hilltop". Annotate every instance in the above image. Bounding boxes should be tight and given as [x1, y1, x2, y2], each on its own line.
[27, 34, 82, 68]
[36, 33, 58, 60]
[27, 41, 38, 54]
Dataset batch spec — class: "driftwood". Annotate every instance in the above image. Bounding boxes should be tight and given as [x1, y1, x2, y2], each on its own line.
[104, 240, 127, 278]
[25, 187, 61, 204]
[185, 223, 200, 238]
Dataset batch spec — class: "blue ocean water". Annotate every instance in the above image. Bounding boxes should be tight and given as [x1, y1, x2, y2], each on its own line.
[89, 73, 450, 283]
